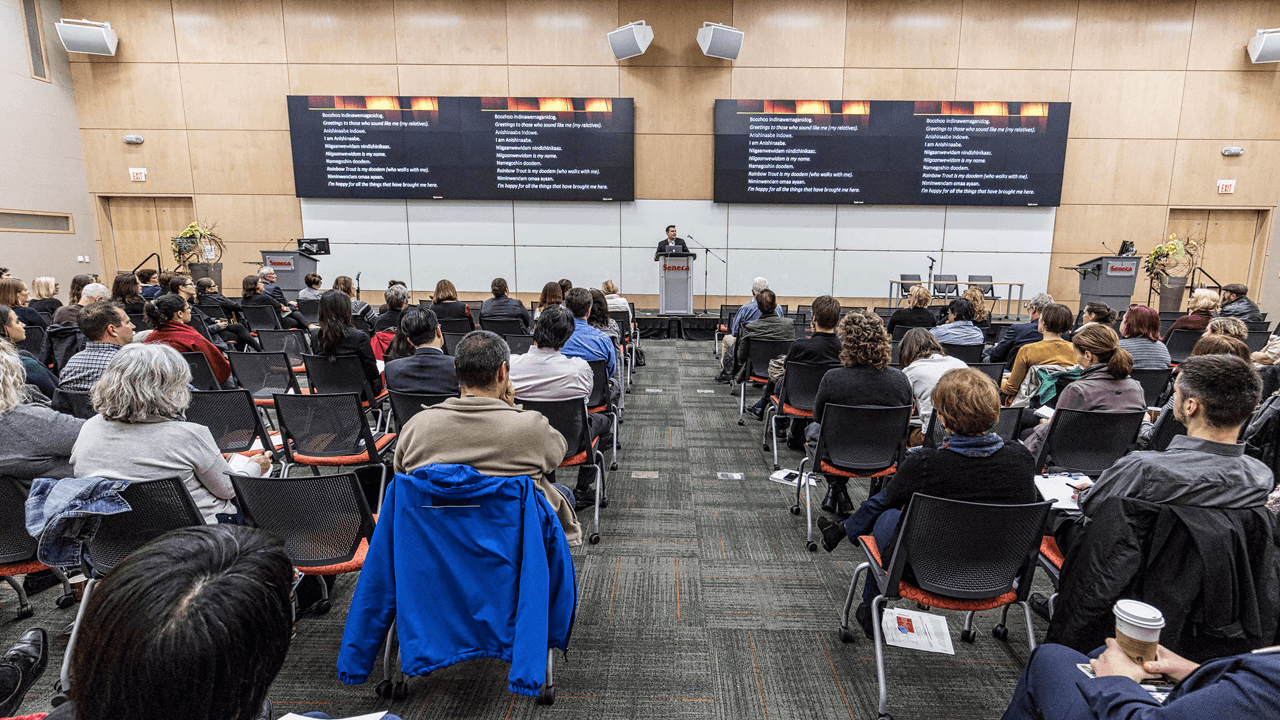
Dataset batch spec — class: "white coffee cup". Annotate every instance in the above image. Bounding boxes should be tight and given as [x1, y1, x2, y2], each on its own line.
[1113, 599, 1165, 664]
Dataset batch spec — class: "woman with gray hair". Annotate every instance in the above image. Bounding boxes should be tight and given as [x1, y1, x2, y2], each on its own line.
[70, 344, 271, 524]
[0, 341, 83, 496]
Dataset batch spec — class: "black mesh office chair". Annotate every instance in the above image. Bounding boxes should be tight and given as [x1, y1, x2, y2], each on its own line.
[1033, 409, 1145, 477]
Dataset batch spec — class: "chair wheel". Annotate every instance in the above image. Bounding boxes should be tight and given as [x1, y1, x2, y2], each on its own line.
[315, 600, 331, 615]
[762, 443, 770, 451]
[839, 627, 855, 644]
[960, 629, 976, 643]
[14, 605, 32, 620]
[610, 462, 618, 471]
[589, 533, 600, 544]
[538, 684, 556, 705]
[806, 541, 817, 552]
[50, 692, 69, 708]
[55, 593, 77, 609]
[600, 497, 609, 508]
[392, 681, 409, 700]
[879, 713, 893, 720]
[992, 624, 1009, 642]
[737, 419, 745, 426]
[789, 504, 801, 516]
[773, 464, 780, 471]
[375, 680, 393, 698]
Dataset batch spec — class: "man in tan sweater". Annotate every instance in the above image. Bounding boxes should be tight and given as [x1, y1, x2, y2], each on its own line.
[394, 330, 581, 546]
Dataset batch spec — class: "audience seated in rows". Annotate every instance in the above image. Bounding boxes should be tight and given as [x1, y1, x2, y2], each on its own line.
[57, 301, 133, 392]
[1218, 283, 1263, 323]
[930, 298, 984, 346]
[1000, 303, 1076, 396]
[1076, 301, 1117, 333]
[1023, 325, 1144, 456]
[193, 277, 241, 318]
[886, 284, 937, 336]
[899, 327, 967, 445]
[717, 277, 784, 379]
[70, 343, 269, 525]
[144, 294, 233, 388]
[383, 306, 458, 396]
[602, 280, 629, 317]
[0, 342, 82, 495]
[534, 281, 562, 321]
[987, 292, 1056, 366]
[748, 295, 843, 447]
[807, 310, 913, 516]
[169, 276, 257, 351]
[481, 277, 531, 331]
[0, 278, 46, 329]
[50, 280, 108, 325]
[110, 274, 146, 316]
[136, 268, 162, 300]
[563, 288, 618, 389]
[393, 330, 582, 545]
[374, 283, 409, 332]
[510, 304, 612, 506]
[332, 275, 375, 327]
[1117, 305, 1171, 369]
[1163, 289, 1218, 340]
[0, 304, 55, 398]
[243, 275, 307, 331]
[961, 286, 992, 330]
[818, 367, 1037, 639]
[732, 289, 795, 383]
[431, 278, 475, 329]
[315, 290, 382, 395]
[27, 277, 61, 316]
[298, 272, 324, 301]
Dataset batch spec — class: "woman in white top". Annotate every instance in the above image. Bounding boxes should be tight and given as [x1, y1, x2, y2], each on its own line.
[70, 344, 271, 524]
[899, 327, 967, 445]
[602, 280, 629, 316]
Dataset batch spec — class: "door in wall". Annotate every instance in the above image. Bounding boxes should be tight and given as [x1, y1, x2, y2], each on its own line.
[1163, 208, 1270, 310]
[99, 196, 194, 279]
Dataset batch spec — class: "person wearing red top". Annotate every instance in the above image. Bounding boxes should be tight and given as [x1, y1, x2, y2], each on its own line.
[143, 294, 231, 386]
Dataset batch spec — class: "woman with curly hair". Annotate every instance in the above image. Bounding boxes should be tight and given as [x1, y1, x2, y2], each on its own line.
[960, 286, 990, 329]
[805, 310, 912, 515]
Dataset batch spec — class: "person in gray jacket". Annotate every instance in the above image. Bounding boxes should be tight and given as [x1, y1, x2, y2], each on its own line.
[733, 289, 795, 382]
[0, 342, 82, 496]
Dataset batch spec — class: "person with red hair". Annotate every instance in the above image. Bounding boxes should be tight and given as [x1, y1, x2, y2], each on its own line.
[1118, 305, 1170, 369]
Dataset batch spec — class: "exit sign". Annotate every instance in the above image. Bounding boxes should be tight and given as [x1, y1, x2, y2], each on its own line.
[1217, 179, 1236, 194]
[129, 167, 147, 182]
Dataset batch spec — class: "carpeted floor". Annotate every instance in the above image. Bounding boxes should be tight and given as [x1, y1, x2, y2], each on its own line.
[5, 339, 1052, 719]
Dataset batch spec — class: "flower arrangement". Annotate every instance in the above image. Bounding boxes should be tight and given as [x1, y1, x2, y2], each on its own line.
[1144, 233, 1199, 286]
[171, 221, 225, 270]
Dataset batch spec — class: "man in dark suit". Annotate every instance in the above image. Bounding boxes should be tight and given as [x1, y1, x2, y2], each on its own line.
[655, 224, 689, 258]
[986, 292, 1055, 368]
[750, 295, 843, 448]
[258, 266, 291, 307]
[383, 306, 460, 396]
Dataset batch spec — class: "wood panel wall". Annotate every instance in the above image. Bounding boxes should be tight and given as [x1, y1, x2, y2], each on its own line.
[62, 0, 1280, 310]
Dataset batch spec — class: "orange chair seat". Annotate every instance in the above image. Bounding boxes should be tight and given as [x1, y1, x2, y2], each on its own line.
[770, 395, 814, 418]
[588, 405, 608, 414]
[291, 433, 396, 466]
[559, 437, 599, 468]
[298, 537, 368, 576]
[1040, 536, 1064, 569]
[719, 324, 728, 332]
[818, 461, 896, 479]
[0, 560, 47, 577]
[360, 389, 390, 409]
[747, 375, 769, 385]
[860, 536, 1018, 612]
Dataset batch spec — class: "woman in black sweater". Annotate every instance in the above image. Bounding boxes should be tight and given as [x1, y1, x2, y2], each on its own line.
[806, 310, 913, 515]
[241, 276, 307, 331]
[315, 290, 382, 395]
[817, 367, 1037, 637]
[885, 284, 937, 336]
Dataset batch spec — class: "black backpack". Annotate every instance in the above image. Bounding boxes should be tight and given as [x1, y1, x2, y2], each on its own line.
[41, 322, 86, 373]
[1243, 391, 1280, 477]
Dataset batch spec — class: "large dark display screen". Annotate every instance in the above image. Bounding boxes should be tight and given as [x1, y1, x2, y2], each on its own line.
[287, 95, 634, 201]
[714, 100, 1070, 206]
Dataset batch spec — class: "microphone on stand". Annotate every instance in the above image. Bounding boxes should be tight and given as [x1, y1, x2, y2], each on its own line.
[355, 272, 361, 298]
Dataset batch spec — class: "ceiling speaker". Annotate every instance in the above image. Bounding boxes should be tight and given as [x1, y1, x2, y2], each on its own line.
[1248, 29, 1280, 63]
[55, 19, 118, 56]
[608, 21, 653, 61]
[697, 22, 743, 61]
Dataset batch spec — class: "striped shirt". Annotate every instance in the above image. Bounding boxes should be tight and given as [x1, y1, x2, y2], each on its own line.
[1119, 337, 1171, 370]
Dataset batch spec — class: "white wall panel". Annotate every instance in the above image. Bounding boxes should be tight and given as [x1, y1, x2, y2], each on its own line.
[833, 250, 939, 300]
[316, 243, 412, 292]
[728, 248, 834, 297]
[300, 198, 409, 245]
[407, 200, 515, 246]
[835, 206, 946, 252]
[513, 201, 620, 248]
[620, 199, 729, 249]
[939, 251, 1052, 301]
[942, 207, 1057, 253]
[514, 246, 621, 294]
[410, 245, 516, 293]
[726, 204, 838, 249]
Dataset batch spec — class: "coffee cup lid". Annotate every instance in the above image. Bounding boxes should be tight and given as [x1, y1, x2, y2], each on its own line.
[1114, 599, 1165, 628]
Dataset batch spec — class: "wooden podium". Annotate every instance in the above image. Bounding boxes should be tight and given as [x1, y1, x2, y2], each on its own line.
[657, 251, 696, 315]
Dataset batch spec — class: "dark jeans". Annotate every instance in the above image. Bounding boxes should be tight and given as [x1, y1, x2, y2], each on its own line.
[1000, 644, 1106, 720]
[860, 505, 903, 605]
[552, 483, 575, 507]
[576, 411, 613, 488]
[218, 322, 259, 351]
[216, 510, 245, 525]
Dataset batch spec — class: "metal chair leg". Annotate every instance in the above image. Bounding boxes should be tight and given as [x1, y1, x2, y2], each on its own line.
[1, 576, 30, 618]
[59, 578, 96, 695]
[871, 595, 890, 719]
[1018, 601, 1038, 652]
[737, 383, 746, 425]
[375, 464, 389, 511]
[840, 561, 870, 634]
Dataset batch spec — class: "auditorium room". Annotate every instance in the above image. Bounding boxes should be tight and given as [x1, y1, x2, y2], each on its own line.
[4, 1, 1280, 719]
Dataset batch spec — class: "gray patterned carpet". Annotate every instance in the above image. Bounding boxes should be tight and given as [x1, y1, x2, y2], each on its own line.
[6, 340, 1051, 719]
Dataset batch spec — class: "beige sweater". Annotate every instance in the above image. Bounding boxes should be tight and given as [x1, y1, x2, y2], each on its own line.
[393, 396, 580, 546]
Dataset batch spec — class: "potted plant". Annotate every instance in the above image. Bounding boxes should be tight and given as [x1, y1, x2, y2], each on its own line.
[1144, 233, 1200, 313]
[172, 221, 226, 286]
